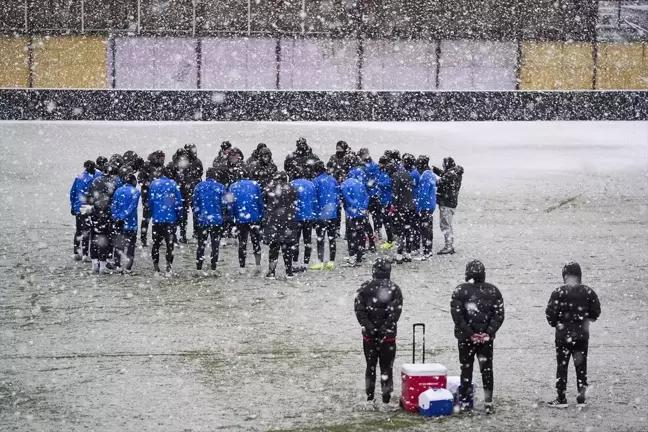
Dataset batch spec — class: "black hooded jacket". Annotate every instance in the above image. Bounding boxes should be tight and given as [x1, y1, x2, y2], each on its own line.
[285, 145, 320, 180]
[250, 148, 278, 188]
[138, 151, 165, 200]
[354, 261, 404, 339]
[263, 177, 298, 244]
[451, 281, 505, 342]
[391, 168, 416, 212]
[546, 281, 601, 342]
[434, 161, 464, 209]
[86, 174, 117, 225]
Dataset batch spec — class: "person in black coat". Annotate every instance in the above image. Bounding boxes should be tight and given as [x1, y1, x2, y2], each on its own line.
[137, 150, 165, 246]
[327, 140, 352, 183]
[246, 143, 268, 165]
[263, 171, 298, 279]
[95, 156, 108, 174]
[183, 143, 204, 240]
[85, 166, 119, 274]
[355, 258, 403, 405]
[284, 137, 320, 180]
[433, 157, 464, 255]
[250, 147, 278, 188]
[386, 163, 416, 264]
[546, 262, 601, 408]
[451, 260, 505, 414]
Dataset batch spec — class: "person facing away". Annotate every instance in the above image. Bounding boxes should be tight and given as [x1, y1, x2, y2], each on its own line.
[546, 262, 601, 409]
[249, 146, 278, 189]
[376, 156, 394, 250]
[290, 166, 318, 270]
[138, 150, 165, 247]
[111, 174, 141, 275]
[360, 148, 383, 240]
[310, 160, 340, 271]
[85, 165, 119, 275]
[433, 157, 464, 255]
[347, 154, 376, 254]
[263, 171, 298, 279]
[414, 155, 437, 261]
[69, 160, 101, 262]
[355, 258, 403, 406]
[341, 167, 370, 267]
[228, 166, 265, 270]
[193, 168, 227, 274]
[450, 260, 505, 414]
[386, 162, 416, 264]
[148, 166, 184, 276]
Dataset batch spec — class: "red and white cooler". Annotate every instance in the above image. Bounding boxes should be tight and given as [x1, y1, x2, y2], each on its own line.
[400, 323, 448, 412]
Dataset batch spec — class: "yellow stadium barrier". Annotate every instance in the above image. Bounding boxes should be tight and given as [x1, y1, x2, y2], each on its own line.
[597, 43, 647, 90]
[0, 37, 30, 88]
[520, 42, 594, 90]
[32, 36, 107, 88]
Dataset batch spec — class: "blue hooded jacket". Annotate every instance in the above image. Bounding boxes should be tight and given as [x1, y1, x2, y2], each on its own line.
[69, 170, 101, 214]
[348, 166, 367, 190]
[291, 178, 318, 222]
[341, 172, 369, 219]
[111, 184, 141, 231]
[416, 170, 437, 212]
[193, 178, 227, 226]
[148, 176, 184, 224]
[410, 168, 421, 190]
[376, 170, 393, 206]
[228, 179, 264, 224]
[365, 161, 380, 198]
[313, 173, 340, 220]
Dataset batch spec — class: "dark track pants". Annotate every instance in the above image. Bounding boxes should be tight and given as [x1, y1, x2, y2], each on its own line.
[555, 339, 589, 399]
[363, 338, 396, 400]
[368, 196, 382, 234]
[458, 340, 494, 404]
[237, 223, 262, 267]
[73, 214, 90, 256]
[90, 214, 112, 261]
[293, 221, 313, 264]
[394, 210, 414, 255]
[196, 224, 223, 270]
[346, 216, 366, 262]
[151, 223, 175, 269]
[315, 220, 337, 262]
[419, 210, 434, 255]
[114, 229, 137, 270]
[268, 241, 293, 273]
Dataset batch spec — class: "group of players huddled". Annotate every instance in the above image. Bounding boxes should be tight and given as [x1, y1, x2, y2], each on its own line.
[69, 138, 464, 278]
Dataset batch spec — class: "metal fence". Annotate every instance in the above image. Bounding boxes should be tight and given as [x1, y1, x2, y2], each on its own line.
[0, 0, 611, 41]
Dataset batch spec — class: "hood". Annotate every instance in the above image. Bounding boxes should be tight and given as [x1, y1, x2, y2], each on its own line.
[443, 157, 456, 171]
[348, 166, 364, 181]
[562, 262, 582, 283]
[465, 260, 486, 283]
[372, 258, 392, 280]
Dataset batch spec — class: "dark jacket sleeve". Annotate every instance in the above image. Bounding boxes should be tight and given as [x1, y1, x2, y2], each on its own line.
[588, 289, 601, 322]
[450, 286, 474, 340]
[545, 289, 560, 328]
[432, 166, 444, 177]
[486, 286, 505, 337]
[391, 174, 402, 209]
[383, 284, 403, 331]
[354, 286, 375, 335]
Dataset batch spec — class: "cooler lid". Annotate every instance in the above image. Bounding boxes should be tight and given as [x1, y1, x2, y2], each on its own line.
[401, 363, 447, 376]
[419, 388, 454, 407]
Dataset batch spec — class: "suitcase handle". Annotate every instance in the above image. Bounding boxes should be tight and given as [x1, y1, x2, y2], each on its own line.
[412, 323, 425, 364]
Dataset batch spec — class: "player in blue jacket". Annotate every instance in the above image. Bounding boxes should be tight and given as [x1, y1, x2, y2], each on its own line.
[341, 168, 369, 267]
[193, 168, 228, 273]
[310, 161, 340, 270]
[376, 156, 395, 249]
[415, 156, 437, 260]
[111, 174, 141, 274]
[228, 168, 264, 270]
[148, 167, 184, 275]
[291, 167, 318, 269]
[69, 160, 100, 261]
[348, 157, 377, 253]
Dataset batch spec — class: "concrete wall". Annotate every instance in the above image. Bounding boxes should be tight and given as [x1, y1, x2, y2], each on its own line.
[32, 36, 106, 88]
[439, 41, 517, 90]
[520, 42, 594, 90]
[363, 40, 437, 90]
[0, 37, 29, 88]
[201, 38, 276, 89]
[597, 43, 648, 90]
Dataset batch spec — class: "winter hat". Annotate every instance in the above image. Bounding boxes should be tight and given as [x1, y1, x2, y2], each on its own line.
[403, 153, 416, 170]
[126, 174, 137, 186]
[562, 262, 582, 282]
[465, 260, 486, 283]
[273, 171, 289, 183]
[84, 160, 96, 173]
[206, 167, 217, 180]
[416, 155, 430, 172]
[372, 258, 392, 280]
[443, 157, 456, 170]
[314, 160, 326, 175]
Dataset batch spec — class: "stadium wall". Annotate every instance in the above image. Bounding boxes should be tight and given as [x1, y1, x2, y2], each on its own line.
[1, 35, 647, 91]
[0, 89, 646, 121]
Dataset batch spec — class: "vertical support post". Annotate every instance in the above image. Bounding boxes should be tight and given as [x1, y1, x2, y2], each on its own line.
[301, 0, 306, 35]
[592, 0, 599, 90]
[192, 0, 197, 37]
[196, 38, 202, 89]
[275, 38, 281, 89]
[28, 36, 34, 88]
[435, 41, 441, 89]
[248, 0, 252, 36]
[356, 38, 363, 90]
[110, 33, 117, 88]
[81, 0, 85, 33]
[138, 0, 141, 34]
[24, 0, 28, 32]
[515, 38, 522, 90]
[617, 0, 622, 28]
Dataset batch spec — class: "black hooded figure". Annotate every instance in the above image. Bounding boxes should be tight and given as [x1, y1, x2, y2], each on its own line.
[263, 171, 298, 279]
[354, 258, 403, 405]
[327, 140, 351, 183]
[386, 162, 415, 263]
[123, 150, 144, 173]
[450, 260, 505, 414]
[545, 262, 601, 408]
[85, 165, 119, 274]
[247, 143, 268, 165]
[284, 137, 320, 180]
[250, 146, 278, 188]
[433, 156, 464, 254]
[96, 156, 108, 174]
[138, 150, 165, 246]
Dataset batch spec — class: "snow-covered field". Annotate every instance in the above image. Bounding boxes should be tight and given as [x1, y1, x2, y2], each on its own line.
[0, 121, 647, 432]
